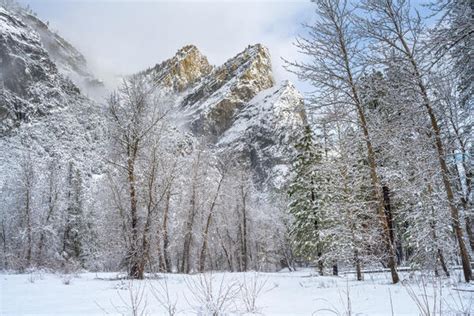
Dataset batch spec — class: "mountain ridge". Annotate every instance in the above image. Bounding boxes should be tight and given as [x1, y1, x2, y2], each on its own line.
[139, 43, 305, 187]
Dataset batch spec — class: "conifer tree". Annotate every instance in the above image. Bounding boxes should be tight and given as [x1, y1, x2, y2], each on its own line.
[288, 125, 330, 274]
[62, 162, 87, 267]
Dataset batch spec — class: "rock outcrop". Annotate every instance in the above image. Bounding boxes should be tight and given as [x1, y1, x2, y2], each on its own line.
[0, 6, 105, 179]
[142, 44, 306, 188]
[182, 44, 275, 136]
[144, 45, 213, 92]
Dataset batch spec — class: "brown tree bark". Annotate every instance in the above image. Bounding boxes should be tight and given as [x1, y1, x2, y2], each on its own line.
[199, 174, 225, 272]
[181, 152, 201, 274]
[25, 186, 32, 267]
[37, 166, 57, 266]
[240, 179, 249, 272]
[127, 143, 142, 279]
[161, 188, 172, 272]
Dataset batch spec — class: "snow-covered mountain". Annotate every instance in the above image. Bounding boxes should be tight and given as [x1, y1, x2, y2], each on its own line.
[0, 5, 306, 189]
[0, 7, 81, 133]
[142, 44, 307, 187]
[0, 7, 106, 186]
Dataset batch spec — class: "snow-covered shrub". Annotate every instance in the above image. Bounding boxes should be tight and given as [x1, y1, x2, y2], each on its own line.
[185, 272, 240, 315]
[149, 276, 178, 316]
[402, 276, 441, 316]
[239, 272, 271, 314]
[115, 280, 148, 316]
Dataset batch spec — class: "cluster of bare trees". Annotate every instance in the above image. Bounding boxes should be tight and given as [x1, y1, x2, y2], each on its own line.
[0, 153, 97, 271]
[102, 75, 291, 279]
[287, 0, 472, 283]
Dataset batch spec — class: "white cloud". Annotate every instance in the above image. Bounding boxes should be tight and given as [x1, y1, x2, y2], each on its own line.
[20, 0, 313, 91]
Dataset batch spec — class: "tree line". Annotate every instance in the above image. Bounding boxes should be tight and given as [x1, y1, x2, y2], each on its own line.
[286, 0, 472, 283]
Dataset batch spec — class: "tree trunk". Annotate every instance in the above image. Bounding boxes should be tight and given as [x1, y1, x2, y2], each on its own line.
[421, 90, 472, 282]
[181, 190, 196, 274]
[240, 184, 248, 272]
[127, 146, 142, 279]
[428, 183, 450, 278]
[199, 174, 224, 272]
[337, 25, 400, 283]
[162, 188, 172, 272]
[25, 186, 32, 267]
[37, 175, 56, 266]
[317, 251, 324, 276]
[199, 212, 212, 272]
[438, 248, 450, 277]
[355, 103, 400, 284]
[355, 250, 363, 281]
[217, 228, 233, 271]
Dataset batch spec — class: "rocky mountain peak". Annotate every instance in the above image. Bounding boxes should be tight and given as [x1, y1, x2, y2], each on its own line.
[146, 44, 213, 92]
[137, 43, 304, 188]
[179, 44, 275, 136]
[230, 43, 274, 93]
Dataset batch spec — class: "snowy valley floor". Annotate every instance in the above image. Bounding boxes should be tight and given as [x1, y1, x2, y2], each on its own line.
[1, 269, 473, 315]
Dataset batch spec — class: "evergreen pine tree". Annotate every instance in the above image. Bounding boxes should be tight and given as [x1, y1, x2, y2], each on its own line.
[288, 125, 330, 273]
[62, 162, 87, 267]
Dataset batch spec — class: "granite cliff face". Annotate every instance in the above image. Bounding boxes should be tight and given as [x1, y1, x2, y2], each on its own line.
[141, 44, 307, 187]
[144, 45, 213, 92]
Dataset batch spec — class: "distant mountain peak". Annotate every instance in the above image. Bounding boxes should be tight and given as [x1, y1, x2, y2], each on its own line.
[176, 44, 274, 136]
[136, 43, 305, 187]
[146, 44, 213, 92]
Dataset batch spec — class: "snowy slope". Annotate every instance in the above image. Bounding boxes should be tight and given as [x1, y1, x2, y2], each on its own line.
[217, 80, 307, 186]
[0, 7, 81, 134]
[21, 13, 103, 91]
[0, 6, 106, 198]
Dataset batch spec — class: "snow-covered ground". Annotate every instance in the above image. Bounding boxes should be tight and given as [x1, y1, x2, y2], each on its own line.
[1, 269, 472, 315]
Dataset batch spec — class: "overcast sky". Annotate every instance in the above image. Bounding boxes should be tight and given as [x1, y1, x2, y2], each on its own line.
[18, 0, 314, 92]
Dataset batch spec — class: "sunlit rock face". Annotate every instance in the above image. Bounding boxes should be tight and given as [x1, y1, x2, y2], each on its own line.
[144, 44, 213, 92]
[181, 44, 275, 137]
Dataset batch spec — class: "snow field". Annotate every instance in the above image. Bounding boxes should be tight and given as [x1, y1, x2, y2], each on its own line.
[1, 269, 472, 315]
